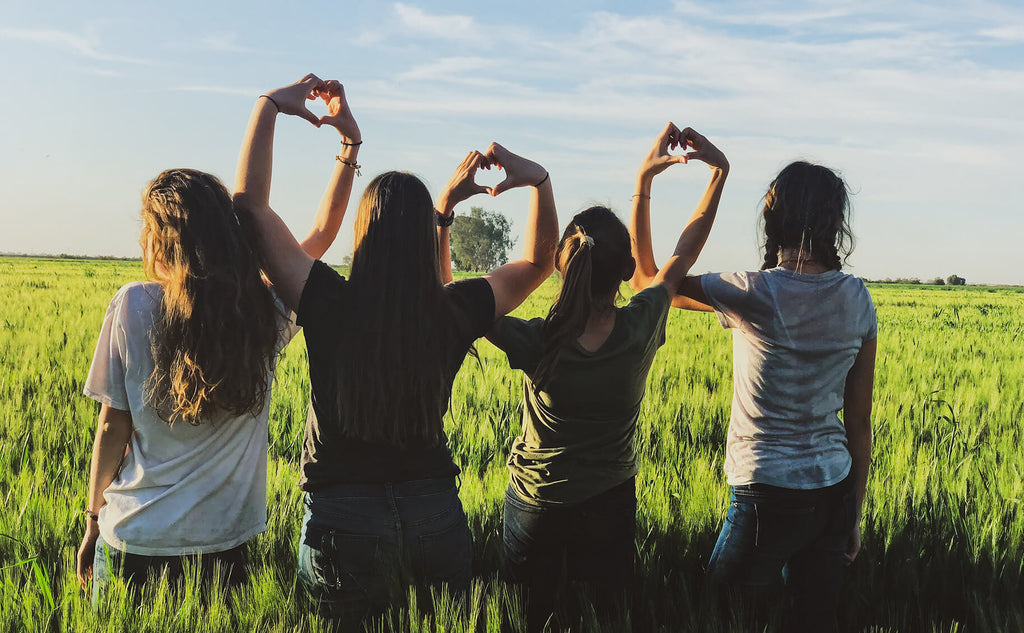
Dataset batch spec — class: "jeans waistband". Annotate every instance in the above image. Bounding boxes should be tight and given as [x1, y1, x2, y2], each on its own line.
[731, 472, 852, 505]
[308, 476, 458, 500]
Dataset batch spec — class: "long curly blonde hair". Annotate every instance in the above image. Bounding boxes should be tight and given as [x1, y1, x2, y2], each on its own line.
[140, 169, 281, 425]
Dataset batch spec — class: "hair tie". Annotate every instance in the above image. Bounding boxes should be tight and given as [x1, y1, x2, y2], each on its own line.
[584, 236, 595, 247]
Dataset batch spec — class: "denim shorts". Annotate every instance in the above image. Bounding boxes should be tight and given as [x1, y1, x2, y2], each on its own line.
[91, 534, 248, 607]
[706, 475, 856, 633]
[297, 477, 472, 620]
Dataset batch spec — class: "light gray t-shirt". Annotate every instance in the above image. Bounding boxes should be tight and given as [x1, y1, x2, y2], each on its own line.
[84, 281, 297, 556]
[701, 268, 877, 489]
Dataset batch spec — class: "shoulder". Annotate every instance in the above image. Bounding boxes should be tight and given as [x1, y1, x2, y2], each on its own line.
[444, 277, 496, 336]
[108, 281, 161, 320]
[623, 284, 671, 316]
[297, 260, 347, 329]
[701, 270, 762, 293]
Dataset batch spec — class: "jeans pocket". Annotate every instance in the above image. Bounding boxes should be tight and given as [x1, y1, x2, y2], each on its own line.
[707, 500, 757, 584]
[302, 528, 381, 606]
[415, 518, 472, 589]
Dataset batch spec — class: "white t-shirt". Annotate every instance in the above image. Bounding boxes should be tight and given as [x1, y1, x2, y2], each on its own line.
[84, 281, 298, 556]
[701, 268, 877, 489]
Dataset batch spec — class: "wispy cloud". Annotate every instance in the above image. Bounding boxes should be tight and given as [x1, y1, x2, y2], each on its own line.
[393, 3, 483, 42]
[0, 27, 149, 64]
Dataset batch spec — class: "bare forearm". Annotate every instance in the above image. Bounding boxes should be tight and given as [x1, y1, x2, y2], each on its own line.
[300, 146, 359, 259]
[234, 98, 278, 206]
[846, 415, 872, 522]
[86, 407, 132, 514]
[520, 178, 558, 273]
[438, 225, 453, 284]
[630, 175, 658, 290]
[657, 167, 727, 291]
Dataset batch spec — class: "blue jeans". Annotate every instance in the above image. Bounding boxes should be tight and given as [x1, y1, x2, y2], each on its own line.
[503, 477, 636, 631]
[298, 477, 472, 622]
[706, 475, 856, 633]
[91, 534, 248, 607]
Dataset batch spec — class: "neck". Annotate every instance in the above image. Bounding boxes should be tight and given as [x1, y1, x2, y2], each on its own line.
[777, 248, 827, 273]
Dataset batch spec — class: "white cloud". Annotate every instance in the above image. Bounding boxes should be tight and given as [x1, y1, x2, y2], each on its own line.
[198, 32, 255, 53]
[393, 3, 483, 42]
[0, 27, 148, 64]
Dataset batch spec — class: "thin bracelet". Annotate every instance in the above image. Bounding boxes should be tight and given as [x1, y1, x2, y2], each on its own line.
[335, 156, 361, 176]
[258, 94, 280, 113]
[631, 193, 651, 199]
[341, 139, 362, 147]
[84, 509, 99, 522]
[534, 172, 550, 187]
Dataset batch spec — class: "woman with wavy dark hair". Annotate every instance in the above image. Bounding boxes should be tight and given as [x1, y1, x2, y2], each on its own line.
[75, 84, 356, 603]
[483, 123, 728, 630]
[233, 75, 559, 621]
[631, 150, 876, 632]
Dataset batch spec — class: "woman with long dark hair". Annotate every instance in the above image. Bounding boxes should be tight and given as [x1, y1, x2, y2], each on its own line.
[76, 81, 355, 602]
[482, 123, 728, 630]
[630, 142, 876, 632]
[233, 75, 559, 620]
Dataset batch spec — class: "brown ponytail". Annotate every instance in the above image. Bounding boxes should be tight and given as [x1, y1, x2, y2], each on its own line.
[532, 206, 632, 392]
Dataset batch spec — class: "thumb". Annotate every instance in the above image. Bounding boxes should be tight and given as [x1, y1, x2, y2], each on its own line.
[489, 177, 513, 197]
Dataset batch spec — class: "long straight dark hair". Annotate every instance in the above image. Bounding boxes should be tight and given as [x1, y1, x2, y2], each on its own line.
[336, 171, 449, 446]
[141, 169, 280, 424]
[760, 161, 854, 270]
[533, 206, 633, 392]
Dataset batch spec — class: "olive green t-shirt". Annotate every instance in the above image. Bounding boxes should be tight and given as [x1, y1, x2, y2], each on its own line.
[494, 285, 671, 505]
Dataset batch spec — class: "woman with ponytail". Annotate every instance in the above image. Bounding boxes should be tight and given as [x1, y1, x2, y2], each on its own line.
[76, 79, 354, 604]
[486, 123, 728, 630]
[631, 146, 876, 631]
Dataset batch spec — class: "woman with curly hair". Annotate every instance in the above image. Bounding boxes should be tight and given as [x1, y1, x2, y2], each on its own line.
[76, 80, 357, 603]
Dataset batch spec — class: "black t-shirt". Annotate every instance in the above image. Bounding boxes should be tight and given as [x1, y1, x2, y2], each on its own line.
[295, 260, 495, 489]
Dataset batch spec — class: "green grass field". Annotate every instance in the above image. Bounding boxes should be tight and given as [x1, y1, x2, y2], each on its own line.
[1, 256, 1022, 632]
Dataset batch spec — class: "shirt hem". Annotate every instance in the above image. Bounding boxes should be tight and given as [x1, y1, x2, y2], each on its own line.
[725, 461, 852, 490]
[83, 388, 129, 411]
[98, 522, 266, 557]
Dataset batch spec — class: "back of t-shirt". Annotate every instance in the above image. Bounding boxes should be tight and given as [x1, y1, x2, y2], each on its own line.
[701, 268, 877, 489]
[497, 284, 671, 505]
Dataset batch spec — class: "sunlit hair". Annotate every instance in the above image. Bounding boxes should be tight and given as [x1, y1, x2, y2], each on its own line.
[760, 161, 854, 271]
[533, 206, 633, 392]
[140, 169, 281, 425]
[338, 171, 453, 447]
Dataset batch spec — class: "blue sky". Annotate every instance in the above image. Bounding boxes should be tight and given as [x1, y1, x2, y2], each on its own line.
[2, 1, 1022, 284]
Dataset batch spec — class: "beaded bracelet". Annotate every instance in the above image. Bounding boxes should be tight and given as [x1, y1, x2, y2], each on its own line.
[335, 156, 361, 176]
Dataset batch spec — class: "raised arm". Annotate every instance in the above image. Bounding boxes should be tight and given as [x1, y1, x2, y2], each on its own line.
[842, 336, 876, 565]
[630, 124, 727, 311]
[299, 80, 362, 260]
[481, 143, 558, 319]
[435, 151, 491, 284]
[76, 405, 133, 591]
[233, 74, 326, 311]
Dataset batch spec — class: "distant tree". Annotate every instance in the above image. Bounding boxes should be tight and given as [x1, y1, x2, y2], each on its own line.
[450, 207, 516, 272]
[930, 277, 946, 286]
[947, 274, 966, 286]
[341, 254, 353, 267]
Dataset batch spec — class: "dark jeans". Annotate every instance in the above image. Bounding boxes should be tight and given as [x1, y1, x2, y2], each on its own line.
[298, 477, 472, 623]
[706, 474, 856, 633]
[503, 477, 636, 631]
[91, 534, 248, 606]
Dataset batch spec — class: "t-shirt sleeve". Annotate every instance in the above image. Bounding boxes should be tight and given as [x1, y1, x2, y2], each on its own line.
[494, 317, 546, 373]
[700, 272, 756, 330]
[445, 277, 497, 341]
[84, 288, 132, 411]
[861, 283, 878, 341]
[624, 284, 672, 349]
[296, 260, 347, 334]
[271, 292, 300, 354]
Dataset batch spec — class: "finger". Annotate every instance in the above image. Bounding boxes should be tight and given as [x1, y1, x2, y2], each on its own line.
[298, 107, 322, 127]
[474, 184, 489, 196]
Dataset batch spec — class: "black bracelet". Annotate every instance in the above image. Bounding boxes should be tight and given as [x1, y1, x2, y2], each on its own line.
[258, 94, 280, 113]
[435, 209, 455, 227]
[534, 172, 550, 187]
[341, 140, 363, 147]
